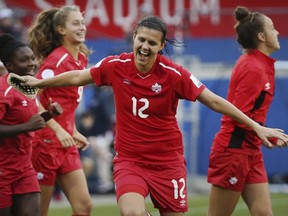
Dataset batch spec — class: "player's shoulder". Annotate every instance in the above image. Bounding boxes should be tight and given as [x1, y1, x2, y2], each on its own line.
[157, 55, 186, 76]
[41, 47, 65, 67]
[44, 46, 77, 66]
[94, 52, 133, 69]
[105, 52, 133, 64]
[0, 74, 17, 101]
[236, 52, 264, 75]
[0, 74, 9, 90]
[0, 73, 7, 83]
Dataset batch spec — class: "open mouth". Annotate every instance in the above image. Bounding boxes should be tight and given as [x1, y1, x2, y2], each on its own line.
[77, 32, 85, 37]
[138, 50, 149, 59]
[75, 32, 86, 41]
[26, 69, 35, 76]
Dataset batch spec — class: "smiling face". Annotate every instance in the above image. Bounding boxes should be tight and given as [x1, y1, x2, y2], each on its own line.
[261, 15, 280, 55]
[6, 46, 37, 76]
[57, 10, 86, 45]
[133, 26, 165, 73]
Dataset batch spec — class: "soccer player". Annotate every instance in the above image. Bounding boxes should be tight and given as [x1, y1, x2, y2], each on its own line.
[27, 5, 92, 216]
[0, 34, 61, 216]
[23, 15, 288, 216]
[207, 6, 286, 216]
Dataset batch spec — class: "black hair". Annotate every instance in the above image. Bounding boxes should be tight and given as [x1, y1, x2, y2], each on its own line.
[134, 15, 184, 56]
[234, 6, 265, 50]
[0, 34, 26, 66]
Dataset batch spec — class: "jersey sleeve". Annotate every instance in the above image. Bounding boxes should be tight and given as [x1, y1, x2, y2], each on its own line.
[90, 56, 116, 86]
[174, 68, 205, 101]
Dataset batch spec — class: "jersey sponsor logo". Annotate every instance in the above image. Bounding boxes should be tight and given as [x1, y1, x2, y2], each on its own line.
[43, 139, 52, 143]
[180, 199, 186, 207]
[151, 83, 162, 93]
[123, 78, 131, 84]
[228, 176, 238, 185]
[265, 82, 270, 90]
[42, 69, 55, 79]
[37, 172, 44, 180]
[22, 100, 28, 107]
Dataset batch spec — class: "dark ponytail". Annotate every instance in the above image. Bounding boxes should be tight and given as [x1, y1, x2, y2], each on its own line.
[234, 6, 265, 50]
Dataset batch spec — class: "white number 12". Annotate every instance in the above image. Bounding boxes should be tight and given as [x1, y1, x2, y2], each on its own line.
[132, 97, 149, 118]
[171, 178, 186, 199]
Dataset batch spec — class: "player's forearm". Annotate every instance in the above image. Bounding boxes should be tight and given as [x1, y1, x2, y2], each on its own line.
[198, 89, 259, 131]
[45, 118, 62, 131]
[212, 96, 259, 130]
[0, 123, 32, 138]
[38, 70, 83, 87]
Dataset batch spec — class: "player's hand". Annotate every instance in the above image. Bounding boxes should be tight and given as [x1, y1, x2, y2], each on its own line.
[73, 130, 89, 150]
[55, 127, 75, 148]
[21, 75, 41, 87]
[40, 98, 63, 122]
[26, 114, 46, 131]
[256, 126, 288, 149]
[275, 139, 288, 148]
[47, 98, 63, 117]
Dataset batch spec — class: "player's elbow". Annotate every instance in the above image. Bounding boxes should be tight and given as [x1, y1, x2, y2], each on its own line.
[209, 97, 227, 113]
[70, 71, 83, 86]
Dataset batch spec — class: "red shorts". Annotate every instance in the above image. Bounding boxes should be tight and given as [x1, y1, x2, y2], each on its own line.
[0, 168, 40, 208]
[32, 138, 82, 186]
[207, 151, 267, 191]
[113, 160, 188, 214]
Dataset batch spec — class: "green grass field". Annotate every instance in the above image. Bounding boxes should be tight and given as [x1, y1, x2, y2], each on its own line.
[49, 193, 288, 216]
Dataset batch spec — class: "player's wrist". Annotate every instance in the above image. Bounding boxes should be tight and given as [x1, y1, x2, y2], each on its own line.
[40, 111, 53, 122]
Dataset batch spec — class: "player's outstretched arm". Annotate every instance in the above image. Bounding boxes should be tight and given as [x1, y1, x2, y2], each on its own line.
[22, 69, 93, 88]
[197, 88, 288, 147]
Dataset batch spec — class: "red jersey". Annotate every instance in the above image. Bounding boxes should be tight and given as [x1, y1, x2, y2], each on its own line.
[212, 49, 276, 154]
[90, 52, 205, 164]
[0, 74, 38, 185]
[35, 46, 88, 146]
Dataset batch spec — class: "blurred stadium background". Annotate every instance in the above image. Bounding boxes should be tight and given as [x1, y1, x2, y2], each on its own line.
[1, 0, 288, 213]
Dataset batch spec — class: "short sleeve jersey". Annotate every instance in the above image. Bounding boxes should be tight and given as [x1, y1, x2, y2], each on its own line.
[212, 49, 276, 154]
[35, 46, 88, 143]
[0, 74, 38, 185]
[90, 52, 205, 164]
